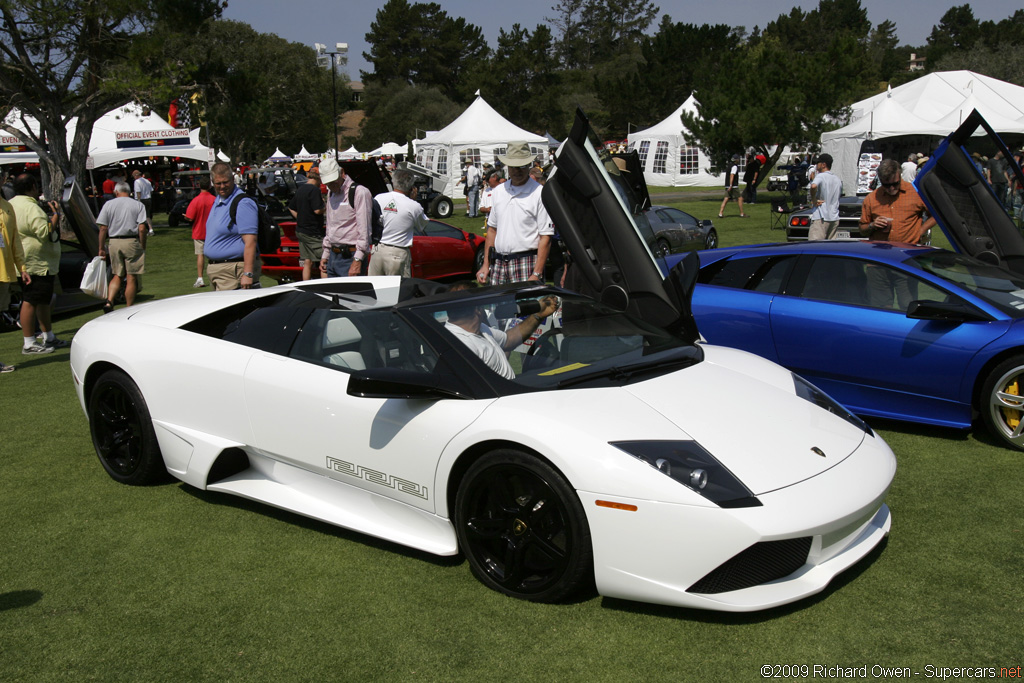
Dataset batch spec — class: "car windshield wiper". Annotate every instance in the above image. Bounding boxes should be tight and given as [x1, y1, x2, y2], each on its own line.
[556, 350, 698, 389]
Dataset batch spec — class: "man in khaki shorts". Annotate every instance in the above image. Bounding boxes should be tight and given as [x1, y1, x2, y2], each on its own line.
[97, 182, 147, 312]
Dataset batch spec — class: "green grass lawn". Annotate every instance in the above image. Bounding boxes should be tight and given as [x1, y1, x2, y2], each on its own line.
[0, 212, 1018, 680]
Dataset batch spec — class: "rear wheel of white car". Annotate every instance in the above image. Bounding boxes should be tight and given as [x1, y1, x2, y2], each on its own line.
[455, 450, 592, 602]
[88, 370, 166, 485]
[981, 355, 1024, 450]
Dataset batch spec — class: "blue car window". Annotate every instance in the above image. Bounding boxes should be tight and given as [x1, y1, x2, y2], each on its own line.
[802, 256, 946, 312]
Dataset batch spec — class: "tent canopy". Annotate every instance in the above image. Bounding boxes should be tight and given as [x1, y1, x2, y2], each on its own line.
[265, 147, 292, 163]
[822, 71, 1024, 194]
[627, 94, 722, 188]
[368, 141, 407, 156]
[415, 94, 547, 197]
[2, 102, 214, 168]
[293, 145, 319, 161]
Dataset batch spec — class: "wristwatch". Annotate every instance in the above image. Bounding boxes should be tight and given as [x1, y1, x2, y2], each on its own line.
[242, 271, 254, 278]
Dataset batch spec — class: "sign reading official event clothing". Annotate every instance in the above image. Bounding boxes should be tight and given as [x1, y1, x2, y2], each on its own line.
[115, 129, 191, 150]
[0, 136, 29, 153]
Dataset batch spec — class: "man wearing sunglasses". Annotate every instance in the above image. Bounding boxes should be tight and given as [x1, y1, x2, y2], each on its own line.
[859, 158, 934, 244]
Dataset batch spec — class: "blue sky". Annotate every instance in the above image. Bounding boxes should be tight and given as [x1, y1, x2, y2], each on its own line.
[222, 0, 1022, 82]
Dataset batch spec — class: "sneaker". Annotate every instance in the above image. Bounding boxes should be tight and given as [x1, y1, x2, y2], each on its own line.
[0, 362, 14, 373]
[38, 336, 71, 349]
[193, 277, 206, 288]
[22, 342, 54, 355]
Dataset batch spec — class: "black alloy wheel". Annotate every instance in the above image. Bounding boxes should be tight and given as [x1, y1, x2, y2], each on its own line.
[455, 450, 592, 602]
[656, 238, 671, 258]
[88, 370, 166, 485]
[705, 229, 718, 249]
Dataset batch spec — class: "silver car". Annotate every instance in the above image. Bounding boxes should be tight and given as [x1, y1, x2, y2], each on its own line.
[645, 205, 718, 256]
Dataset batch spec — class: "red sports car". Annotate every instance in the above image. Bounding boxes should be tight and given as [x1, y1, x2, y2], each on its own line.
[261, 218, 486, 283]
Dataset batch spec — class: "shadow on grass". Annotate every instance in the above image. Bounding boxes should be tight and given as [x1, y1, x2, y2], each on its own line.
[599, 537, 890, 622]
[180, 484, 464, 569]
[0, 589, 43, 611]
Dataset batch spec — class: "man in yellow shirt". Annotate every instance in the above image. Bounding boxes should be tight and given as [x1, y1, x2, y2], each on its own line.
[10, 174, 67, 355]
[0, 194, 24, 372]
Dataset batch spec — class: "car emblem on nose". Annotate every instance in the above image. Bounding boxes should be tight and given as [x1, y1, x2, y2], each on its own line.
[512, 519, 527, 535]
[811, 447, 826, 458]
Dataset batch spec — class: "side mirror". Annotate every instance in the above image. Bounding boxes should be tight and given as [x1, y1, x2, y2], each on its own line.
[906, 299, 989, 323]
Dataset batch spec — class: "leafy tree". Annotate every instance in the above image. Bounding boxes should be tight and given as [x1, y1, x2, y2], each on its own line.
[183, 20, 337, 164]
[867, 19, 902, 83]
[355, 81, 461, 150]
[547, 0, 658, 70]
[926, 4, 980, 69]
[683, 0, 874, 179]
[362, 0, 488, 101]
[0, 0, 222, 199]
[461, 24, 562, 134]
[934, 42, 1024, 87]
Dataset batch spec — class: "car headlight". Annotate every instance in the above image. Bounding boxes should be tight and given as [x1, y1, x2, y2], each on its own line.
[792, 373, 872, 435]
[610, 440, 761, 508]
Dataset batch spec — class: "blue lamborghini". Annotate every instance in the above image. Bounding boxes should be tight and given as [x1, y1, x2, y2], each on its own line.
[675, 111, 1024, 451]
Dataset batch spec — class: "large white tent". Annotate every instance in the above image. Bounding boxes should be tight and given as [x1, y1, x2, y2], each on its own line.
[1, 102, 214, 168]
[414, 94, 547, 198]
[626, 95, 723, 188]
[822, 71, 1024, 194]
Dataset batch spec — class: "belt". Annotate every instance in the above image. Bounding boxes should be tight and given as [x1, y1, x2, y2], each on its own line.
[109, 236, 138, 240]
[207, 257, 244, 264]
[330, 244, 356, 255]
[492, 248, 537, 261]
[379, 243, 410, 250]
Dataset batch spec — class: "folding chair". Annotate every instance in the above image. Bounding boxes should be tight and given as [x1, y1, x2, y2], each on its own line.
[770, 198, 790, 230]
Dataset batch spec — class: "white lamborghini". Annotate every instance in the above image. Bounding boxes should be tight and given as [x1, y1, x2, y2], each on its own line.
[70, 111, 894, 611]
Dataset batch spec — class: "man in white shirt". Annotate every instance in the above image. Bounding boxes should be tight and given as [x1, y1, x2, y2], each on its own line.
[478, 170, 502, 221]
[808, 154, 844, 240]
[901, 154, 919, 183]
[444, 292, 559, 379]
[476, 141, 552, 285]
[369, 169, 428, 277]
[132, 170, 154, 235]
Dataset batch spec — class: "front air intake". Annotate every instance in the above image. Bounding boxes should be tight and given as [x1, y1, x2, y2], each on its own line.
[687, 537, 812, 594]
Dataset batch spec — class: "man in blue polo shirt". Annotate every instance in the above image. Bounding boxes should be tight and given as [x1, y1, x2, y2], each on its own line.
[205, 161, 260, 290]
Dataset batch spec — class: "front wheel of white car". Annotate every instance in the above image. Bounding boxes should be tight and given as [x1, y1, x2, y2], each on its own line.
[981, 355, 1024, 451]
[455, 450, 592, 602]
[88, 370, 167, 484]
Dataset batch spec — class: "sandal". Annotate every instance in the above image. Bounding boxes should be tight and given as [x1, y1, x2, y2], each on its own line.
[102, 302, 114, 314]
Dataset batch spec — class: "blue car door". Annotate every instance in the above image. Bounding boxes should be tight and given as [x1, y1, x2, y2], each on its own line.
[771, 255, 1010, 428]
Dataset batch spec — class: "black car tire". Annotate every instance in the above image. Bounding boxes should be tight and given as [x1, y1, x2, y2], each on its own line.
[980, 355, 1024, 451]
[474, 245, 485, 274]
[455, 449, 593, 602]
[705, 229, 718, 250]
[656, 238, 671, 258]
[88, 370, 167, 485]
[430, 195, 454, 219]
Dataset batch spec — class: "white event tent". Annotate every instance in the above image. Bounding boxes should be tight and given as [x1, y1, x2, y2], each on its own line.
[626, 95, 723, 188]
[1, 102, 214, 168]
[821, 71, 1024, 194]
[414, 94, 547, 198]
[265, 148, 292, 164]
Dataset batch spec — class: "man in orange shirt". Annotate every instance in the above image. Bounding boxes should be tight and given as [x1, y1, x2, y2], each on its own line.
[859, 159, 935, 244]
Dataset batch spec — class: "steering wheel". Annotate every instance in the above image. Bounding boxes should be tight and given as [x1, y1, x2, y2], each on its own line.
[522, 327, 564, 373]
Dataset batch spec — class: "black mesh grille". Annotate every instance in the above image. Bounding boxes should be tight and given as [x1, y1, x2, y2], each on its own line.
[687, 537, 812, 594]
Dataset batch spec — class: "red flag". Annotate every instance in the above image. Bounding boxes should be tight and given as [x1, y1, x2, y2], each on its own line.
[168, 99, 179, 128]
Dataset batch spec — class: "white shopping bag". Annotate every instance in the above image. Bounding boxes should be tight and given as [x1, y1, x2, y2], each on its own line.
[80, 256, 110, 300]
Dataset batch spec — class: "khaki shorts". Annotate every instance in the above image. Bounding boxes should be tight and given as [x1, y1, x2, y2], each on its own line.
[194, 239, 205, 256]
[208, 259, 262, 291]
[109, 238, 145, 277]
[723, 187, 738, 200]
[368, 243, 411, 277]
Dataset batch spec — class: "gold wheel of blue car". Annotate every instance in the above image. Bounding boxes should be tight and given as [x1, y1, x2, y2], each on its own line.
[982, 356, 1024, 450]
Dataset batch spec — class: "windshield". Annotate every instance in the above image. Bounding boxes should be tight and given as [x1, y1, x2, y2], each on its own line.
[911, 251, 1024, 317]
[412, 288, 702, 389]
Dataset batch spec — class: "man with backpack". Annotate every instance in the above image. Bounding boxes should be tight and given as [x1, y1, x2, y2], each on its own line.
[369, 169, 426, 277]
[318, 157, 372, 278]
[204, 161, 261, 290]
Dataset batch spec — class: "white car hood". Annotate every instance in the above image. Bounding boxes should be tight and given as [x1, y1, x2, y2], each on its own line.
[622, 345, 867, 495]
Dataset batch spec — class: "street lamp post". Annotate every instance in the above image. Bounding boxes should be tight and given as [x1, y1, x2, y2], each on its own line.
[316, 42, 348, 160]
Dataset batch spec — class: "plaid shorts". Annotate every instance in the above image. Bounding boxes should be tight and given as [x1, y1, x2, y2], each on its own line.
[489, 254, 537, 285]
